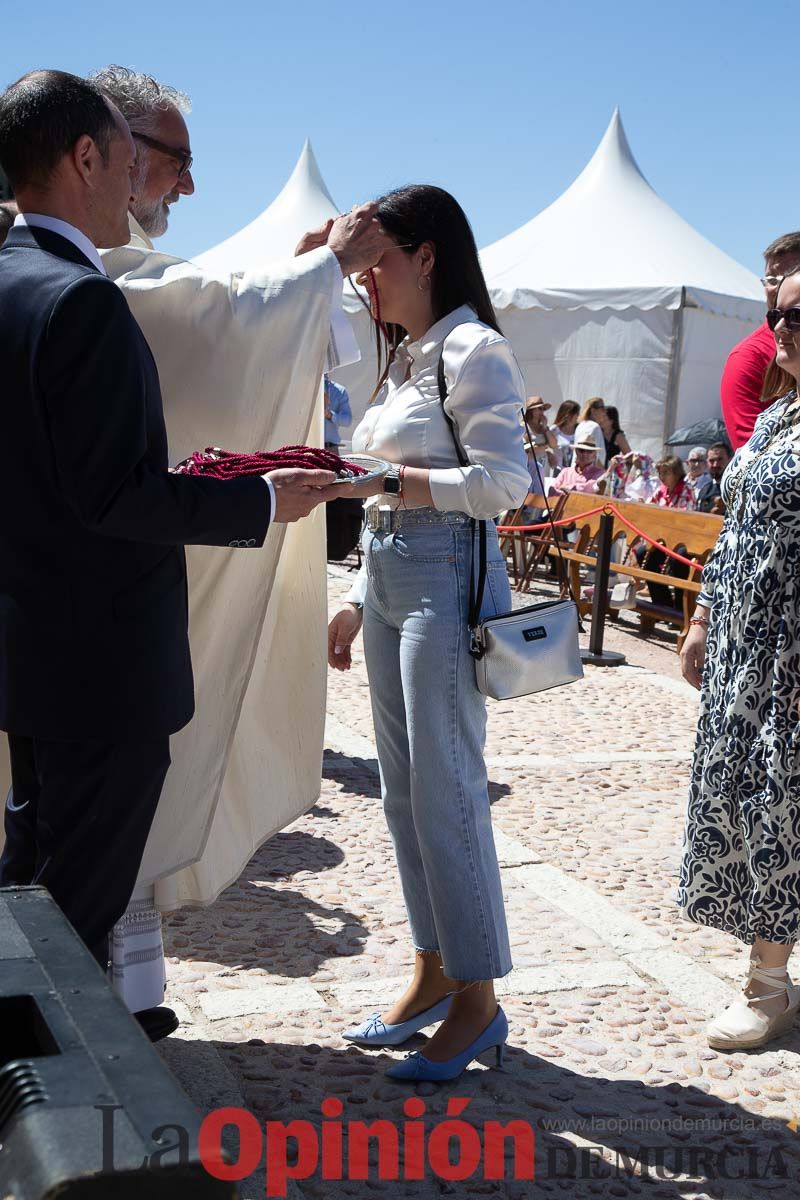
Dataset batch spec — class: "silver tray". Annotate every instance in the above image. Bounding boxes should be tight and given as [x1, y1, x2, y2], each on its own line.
[331, 453, 391, 487]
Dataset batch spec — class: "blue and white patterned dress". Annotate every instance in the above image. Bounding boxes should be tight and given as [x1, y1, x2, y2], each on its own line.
[678, 392, 800, 944]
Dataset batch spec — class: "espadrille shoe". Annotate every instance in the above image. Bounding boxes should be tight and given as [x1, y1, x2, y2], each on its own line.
[707, 959, 800, 1051]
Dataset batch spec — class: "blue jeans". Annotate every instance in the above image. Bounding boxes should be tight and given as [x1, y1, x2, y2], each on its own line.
[361, 508, 513, 981]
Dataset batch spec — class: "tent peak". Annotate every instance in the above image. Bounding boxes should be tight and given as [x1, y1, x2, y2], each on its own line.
[577, 108, 651, 193]
[479, 108, 763, 308]
[193, 138, 339, 272]
[282, 139, 337, 211]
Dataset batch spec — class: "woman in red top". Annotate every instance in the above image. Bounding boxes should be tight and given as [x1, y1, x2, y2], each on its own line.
[649, 456, 696, 511]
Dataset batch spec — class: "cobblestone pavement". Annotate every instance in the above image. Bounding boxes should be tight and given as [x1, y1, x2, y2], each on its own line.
[157, 568, 800, 1199]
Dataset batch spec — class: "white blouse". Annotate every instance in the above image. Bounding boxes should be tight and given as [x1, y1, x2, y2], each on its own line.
[345, 304, 530, 604]
[352, 304, 529, 511]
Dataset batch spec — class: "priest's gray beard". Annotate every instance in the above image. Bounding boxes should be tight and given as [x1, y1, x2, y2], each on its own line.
[133, 198, 170, 239]
[130, 151, 171, 239]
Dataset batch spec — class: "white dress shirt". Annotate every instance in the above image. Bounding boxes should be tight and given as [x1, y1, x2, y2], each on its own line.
[14, 212, 277, 519]
[346, 304, 530, 603]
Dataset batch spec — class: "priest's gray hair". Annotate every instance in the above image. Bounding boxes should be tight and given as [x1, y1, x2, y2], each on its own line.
[89, 65, 191, 133]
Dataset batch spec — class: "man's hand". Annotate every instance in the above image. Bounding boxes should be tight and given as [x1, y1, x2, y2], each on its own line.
[680, 622, 707, 690]
[295, 219, 334, 257]
[328, 203, 392, 276]
[266, 467, 352, 523]
[328, 604, 363, 670]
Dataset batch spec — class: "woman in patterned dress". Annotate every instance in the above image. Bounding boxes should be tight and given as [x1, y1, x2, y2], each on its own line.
[678, 271, 800, 1050]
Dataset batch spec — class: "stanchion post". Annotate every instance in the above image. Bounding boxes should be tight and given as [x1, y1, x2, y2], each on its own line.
[581, 511, 626, 667]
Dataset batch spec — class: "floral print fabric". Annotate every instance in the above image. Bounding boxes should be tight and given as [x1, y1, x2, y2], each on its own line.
[678, 393, 800, 944]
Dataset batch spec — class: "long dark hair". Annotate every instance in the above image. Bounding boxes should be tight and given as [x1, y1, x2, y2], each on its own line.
[605, 405, 622, 436]
[553, 400, 580, 430]
[360, 185, 501, 401]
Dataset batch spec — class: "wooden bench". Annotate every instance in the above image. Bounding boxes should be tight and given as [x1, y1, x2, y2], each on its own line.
[500, 492, 723, 648]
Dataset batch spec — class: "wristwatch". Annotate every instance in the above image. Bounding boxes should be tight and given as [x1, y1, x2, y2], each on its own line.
[382, 468, 402, 496]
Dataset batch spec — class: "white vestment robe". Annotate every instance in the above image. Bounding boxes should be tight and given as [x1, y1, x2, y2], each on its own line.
[0, 217, 348, 1008]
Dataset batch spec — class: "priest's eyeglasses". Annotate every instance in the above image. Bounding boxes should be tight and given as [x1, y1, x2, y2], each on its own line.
[766, 307, 800, 332]
[132, 132, 193, 179]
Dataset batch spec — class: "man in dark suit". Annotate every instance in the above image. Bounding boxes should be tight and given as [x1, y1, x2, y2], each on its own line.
[0, 70, 349, 1010]
[695, 442, 732, 515]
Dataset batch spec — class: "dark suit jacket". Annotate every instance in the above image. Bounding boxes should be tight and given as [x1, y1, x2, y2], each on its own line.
[0, 224, 271, 741]
[696, 479, 723, 514]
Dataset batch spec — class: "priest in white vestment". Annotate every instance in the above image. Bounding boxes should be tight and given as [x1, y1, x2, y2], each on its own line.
[0, 67, 385, 1039]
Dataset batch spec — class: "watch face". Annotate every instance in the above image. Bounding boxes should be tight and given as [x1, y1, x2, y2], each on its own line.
[384, 474, 401, 495]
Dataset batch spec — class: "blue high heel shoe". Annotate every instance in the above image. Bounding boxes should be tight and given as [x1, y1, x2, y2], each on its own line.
[343, 993, 453, 1047]
[385, 1006, 508, 1081]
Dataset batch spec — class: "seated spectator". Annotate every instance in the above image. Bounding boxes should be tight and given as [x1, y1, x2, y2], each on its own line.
[606, 452, 658, 503]
[630, 455, 695, 608]
[695, 442, 732, 514]
[550, 400, 580, 467]
[580, 396, 608, 427]
[523, 396, 558, 483]
[649, 456, 695, 511]
[604, 405, 631, 462]
[573, 417, 606, 462]
[579, 396, 626, 466]
[549, 438, 605, 495]
[685, 446, 711, 500]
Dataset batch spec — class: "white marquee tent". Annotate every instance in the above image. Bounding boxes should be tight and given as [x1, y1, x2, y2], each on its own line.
[335, 111, 766, 455]
[478, 109, 765, 456]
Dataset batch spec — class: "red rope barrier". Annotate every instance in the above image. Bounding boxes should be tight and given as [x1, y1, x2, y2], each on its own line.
[609, 507, 702, 570]
[497, 505, 607, 533]
[497, 503, 704, 571]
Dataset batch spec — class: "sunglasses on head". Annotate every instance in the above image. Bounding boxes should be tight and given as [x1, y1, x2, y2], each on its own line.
[767, 307, 800, 332]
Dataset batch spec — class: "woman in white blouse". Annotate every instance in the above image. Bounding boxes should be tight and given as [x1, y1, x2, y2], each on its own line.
[328, 185, 530, 1082]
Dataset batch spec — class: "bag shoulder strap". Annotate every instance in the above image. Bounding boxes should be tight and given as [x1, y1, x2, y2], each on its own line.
[436, 346, 485, 636]
[436, 337, 578, 636]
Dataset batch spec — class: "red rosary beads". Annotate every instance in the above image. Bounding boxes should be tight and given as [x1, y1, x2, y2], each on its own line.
[172, 445, 369, 481]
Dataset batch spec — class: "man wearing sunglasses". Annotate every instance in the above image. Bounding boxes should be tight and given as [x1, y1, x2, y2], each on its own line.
[721, 232, 800, 450]
[66, 65, 389, 1041]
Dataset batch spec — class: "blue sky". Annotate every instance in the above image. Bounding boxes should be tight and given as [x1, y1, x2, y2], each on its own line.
[0, 0, 788, 272]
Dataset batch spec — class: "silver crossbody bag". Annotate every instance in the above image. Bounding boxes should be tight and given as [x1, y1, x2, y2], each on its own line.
[437, 349, 584, 700]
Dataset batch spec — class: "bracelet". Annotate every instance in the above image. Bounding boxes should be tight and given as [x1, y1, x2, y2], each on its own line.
[689, 616, 708, 628]
[399, 464, 408, 509]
